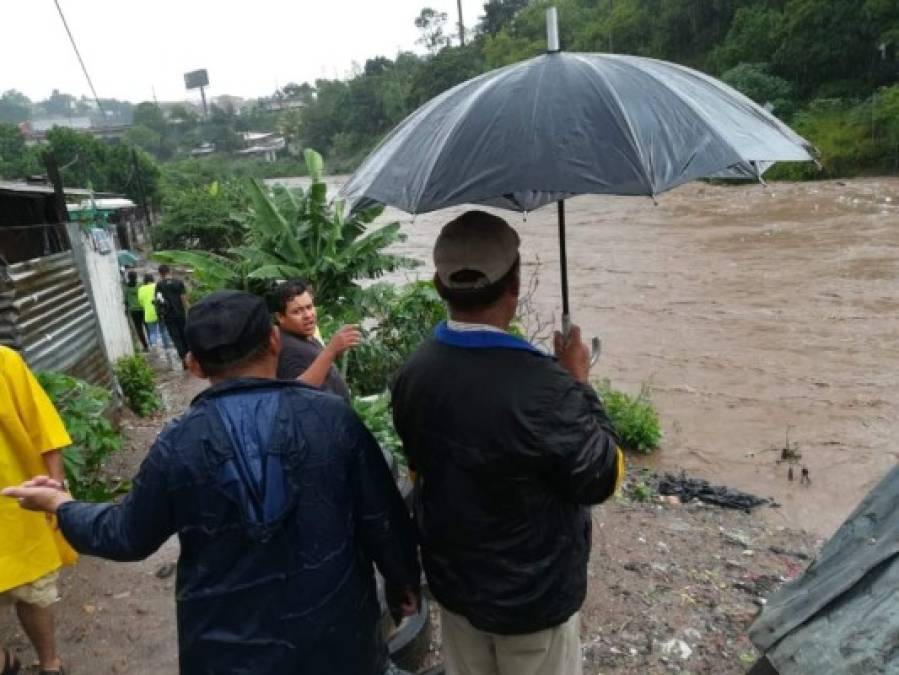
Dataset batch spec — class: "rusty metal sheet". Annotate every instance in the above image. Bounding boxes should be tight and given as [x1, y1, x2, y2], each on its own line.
[0, 251, 113, 388]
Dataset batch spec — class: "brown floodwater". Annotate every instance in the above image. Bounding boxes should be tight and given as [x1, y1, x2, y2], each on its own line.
[275, 176, 899, 536]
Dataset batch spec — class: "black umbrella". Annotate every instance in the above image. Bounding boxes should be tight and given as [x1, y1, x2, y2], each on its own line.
[340, 7, 815, 335]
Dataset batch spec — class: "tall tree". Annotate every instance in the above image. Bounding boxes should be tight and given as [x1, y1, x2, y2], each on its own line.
[0, 122, 39, 179]
[0, 90, 32, 124]
[132, 101, 168, 135]
[415, 7, 450, 53]
[479, 0, 529, 36]
[773, 0, 881, 94]
[42, 89, 78, 117]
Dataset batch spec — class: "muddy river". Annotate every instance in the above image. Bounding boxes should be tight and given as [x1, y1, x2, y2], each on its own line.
[274, 176, 899, 536]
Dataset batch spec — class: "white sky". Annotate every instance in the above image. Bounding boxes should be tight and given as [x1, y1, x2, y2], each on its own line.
[4, 0, 486, 104]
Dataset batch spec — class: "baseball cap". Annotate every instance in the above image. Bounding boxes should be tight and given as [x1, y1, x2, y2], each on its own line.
[186, 290, 272, 366]
[433, 211, 521, 289]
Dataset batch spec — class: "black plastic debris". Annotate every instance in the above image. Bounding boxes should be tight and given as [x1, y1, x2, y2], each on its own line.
[657, 472, 771, 511]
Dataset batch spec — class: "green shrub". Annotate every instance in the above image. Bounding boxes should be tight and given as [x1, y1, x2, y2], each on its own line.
[622, 468, 658, 503]
[115, 354, 162, 417]
[596, 380, 662, 455]
[352, 393, 405, 467]
[154, 149, 416, 308]
[337, 281, 446, 396]
[36, 372, 126, 501]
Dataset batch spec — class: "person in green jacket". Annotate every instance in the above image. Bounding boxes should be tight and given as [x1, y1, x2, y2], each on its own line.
[137, 274, 171, 349]
[122, 270, 148, 351]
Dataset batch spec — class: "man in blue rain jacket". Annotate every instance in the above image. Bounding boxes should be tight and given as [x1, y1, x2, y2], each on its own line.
[4, 290, 420, 675]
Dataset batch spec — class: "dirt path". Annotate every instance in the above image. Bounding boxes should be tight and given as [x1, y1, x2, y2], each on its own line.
[0, 363, 202, 675]
[0, 357, 821, 674]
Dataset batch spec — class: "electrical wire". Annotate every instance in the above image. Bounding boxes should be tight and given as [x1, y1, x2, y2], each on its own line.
[52, 0, 107, 119]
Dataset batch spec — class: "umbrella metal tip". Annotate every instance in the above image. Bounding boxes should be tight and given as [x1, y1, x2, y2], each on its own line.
[546, 7, 560, 53]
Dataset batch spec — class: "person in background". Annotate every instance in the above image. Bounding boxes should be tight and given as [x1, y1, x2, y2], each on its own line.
[155, 265, 190, 367]
[3, 291, 420, 675]
[137, 273, 171, 351]
[270, 280, 360, 401]
[122, 270, 148, 352]
[0, 346, 73, 675]
[392, 211, 624, 675]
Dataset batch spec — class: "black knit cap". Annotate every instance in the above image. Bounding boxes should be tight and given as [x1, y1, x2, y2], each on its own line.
[186, 290, 272, 366]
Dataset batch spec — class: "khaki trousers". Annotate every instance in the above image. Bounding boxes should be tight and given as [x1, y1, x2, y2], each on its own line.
[441, 607, 582, 675]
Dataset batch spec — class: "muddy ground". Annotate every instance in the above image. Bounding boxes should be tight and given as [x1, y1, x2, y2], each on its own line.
[3, 178, 896, 672]
[0, 362, 819, 674]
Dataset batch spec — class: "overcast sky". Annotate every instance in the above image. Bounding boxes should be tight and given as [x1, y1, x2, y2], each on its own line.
[5, 0, 486, 105]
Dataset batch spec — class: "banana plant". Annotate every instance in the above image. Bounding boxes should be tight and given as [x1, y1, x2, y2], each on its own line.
[154, 148, 416, 306]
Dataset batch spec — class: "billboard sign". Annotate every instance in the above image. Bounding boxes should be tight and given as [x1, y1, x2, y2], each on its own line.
[184, 69, 209, 90]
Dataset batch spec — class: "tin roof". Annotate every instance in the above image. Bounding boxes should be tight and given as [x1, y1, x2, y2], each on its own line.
[0, 180, 120, 199]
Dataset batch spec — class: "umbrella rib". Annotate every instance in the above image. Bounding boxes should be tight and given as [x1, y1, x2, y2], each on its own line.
[647, 57, 815, 156]
[623, 55, 810, 169]
[409, 61, 529, 211]
[569, 53, 658, 197]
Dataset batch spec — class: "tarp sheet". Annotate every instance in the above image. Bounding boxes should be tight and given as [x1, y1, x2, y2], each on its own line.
[749, 464, 899, 674]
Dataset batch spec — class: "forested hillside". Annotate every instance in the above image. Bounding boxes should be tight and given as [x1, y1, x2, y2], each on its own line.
[294, 0, 899, 177]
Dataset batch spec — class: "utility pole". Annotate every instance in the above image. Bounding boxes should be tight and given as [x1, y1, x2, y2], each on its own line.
[43, 152, 69, 255]
[457, 0, 465, 46]
[608, 0, 613, 53]
[132, 149, 154, 227]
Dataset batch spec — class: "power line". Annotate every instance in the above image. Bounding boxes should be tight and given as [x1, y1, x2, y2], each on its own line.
[52, 0, 106, 119]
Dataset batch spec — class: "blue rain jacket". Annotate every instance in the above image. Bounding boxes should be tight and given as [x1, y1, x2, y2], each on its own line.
[57, 378, 420, 674]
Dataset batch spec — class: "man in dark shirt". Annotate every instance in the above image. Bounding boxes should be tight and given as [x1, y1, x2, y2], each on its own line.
[392, 211, 623, 675]
[156, 264, 189, 366]
[270, 280, 358, 401]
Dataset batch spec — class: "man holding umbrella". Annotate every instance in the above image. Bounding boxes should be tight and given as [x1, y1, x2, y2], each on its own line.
[392, 210, 624, 675]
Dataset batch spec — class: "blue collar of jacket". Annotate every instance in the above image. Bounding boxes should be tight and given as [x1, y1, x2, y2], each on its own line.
[191, 377, 320, 406]
[434, 321, 546, 356]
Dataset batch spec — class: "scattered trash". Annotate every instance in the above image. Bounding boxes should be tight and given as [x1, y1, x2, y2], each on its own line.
[722, 530, 752, 548]
[657, 638, 693, 660]
[773, 426, 802, 466]
[800, 466, 812, 485]
[155, 562, 176, 579]
[683, 628, 702, 642]
[657, 472, 771, 511]
[768, 546, 811, 561]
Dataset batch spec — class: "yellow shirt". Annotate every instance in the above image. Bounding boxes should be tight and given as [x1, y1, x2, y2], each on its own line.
[0, 346, 73, 592]
[137, 282, 158, 323]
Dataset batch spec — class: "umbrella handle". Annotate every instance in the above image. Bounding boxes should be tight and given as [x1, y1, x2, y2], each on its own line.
[563, 313, 602, 369]
[590, 337, 602, 368]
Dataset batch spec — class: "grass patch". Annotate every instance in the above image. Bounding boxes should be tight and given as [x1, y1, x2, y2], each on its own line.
[596, 380, 662, 455]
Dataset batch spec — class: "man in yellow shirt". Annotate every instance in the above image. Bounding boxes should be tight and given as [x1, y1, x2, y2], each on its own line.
[0, 346, 71, 675]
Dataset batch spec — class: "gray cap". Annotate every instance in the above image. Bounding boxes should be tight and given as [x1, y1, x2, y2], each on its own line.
[433, 211, 521, 289]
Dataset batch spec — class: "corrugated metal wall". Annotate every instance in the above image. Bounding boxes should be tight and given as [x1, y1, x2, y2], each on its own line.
[0, 251, 113, 387]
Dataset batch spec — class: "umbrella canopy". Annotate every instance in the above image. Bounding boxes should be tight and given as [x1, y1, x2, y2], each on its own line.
[340, 51, 814, 215]
[118, 250, 140, 267]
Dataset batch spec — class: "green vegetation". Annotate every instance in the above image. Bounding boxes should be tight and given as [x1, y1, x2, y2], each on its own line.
[115, 354, 163, 417]
[4, 2, 897, 188]
[153, 149, 415, 307]
[0, 122, 160, 204]
[597, 380, 662, 455]
[35, 371, 126, 502]
[340, 281, 446, 396]
[353, 393, 405, 468]
[267, 0, 899, 178]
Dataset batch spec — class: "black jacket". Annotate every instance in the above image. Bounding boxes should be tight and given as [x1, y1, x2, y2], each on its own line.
[58, 379, 419, 674]
[391, 324, 620, 635]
